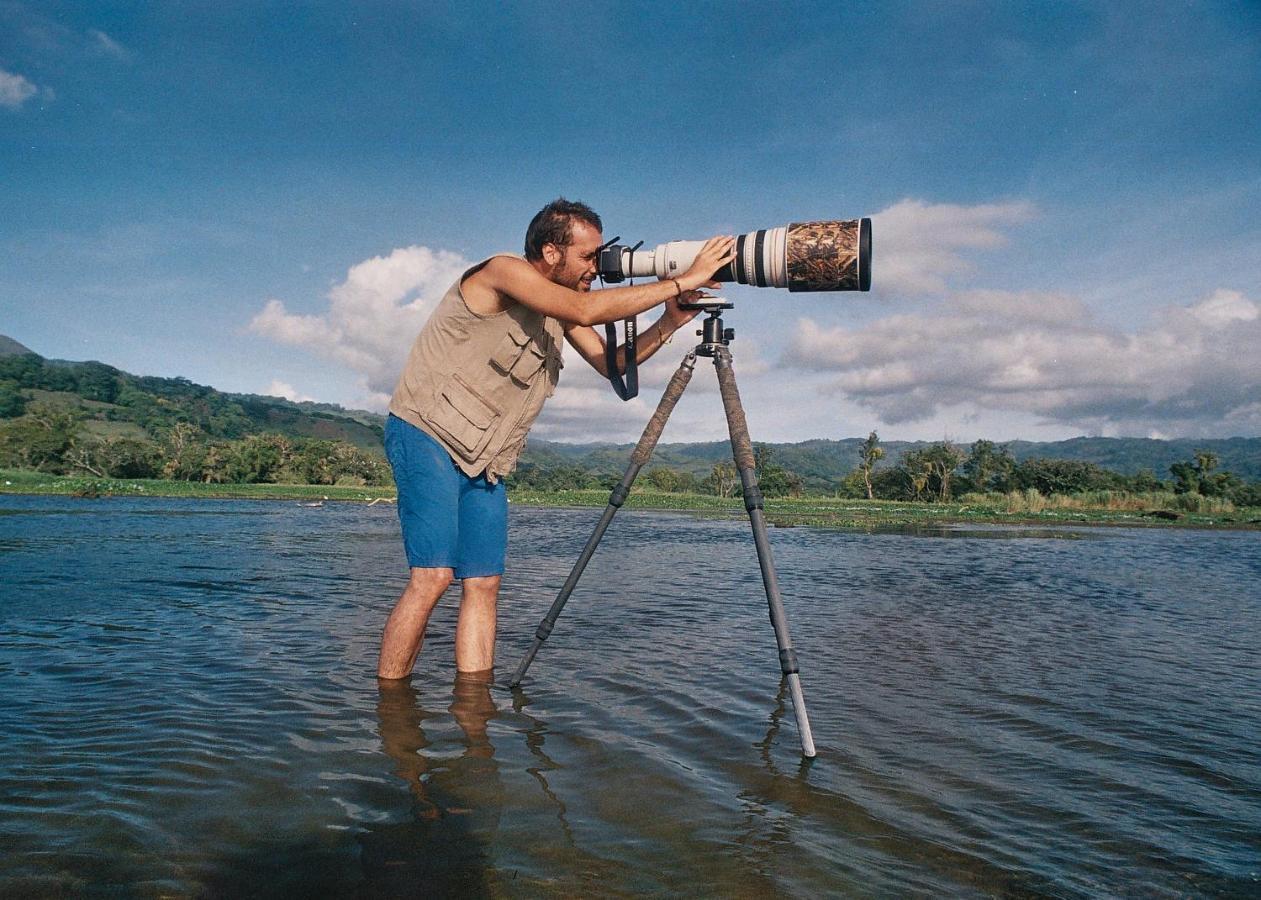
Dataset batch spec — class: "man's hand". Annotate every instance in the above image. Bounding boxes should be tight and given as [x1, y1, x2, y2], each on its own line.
[678, 235, 736, 292]
[662, 291, 706, 331]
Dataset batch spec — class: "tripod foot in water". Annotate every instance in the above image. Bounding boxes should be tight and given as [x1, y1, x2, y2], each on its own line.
[511, 310, 818, 757]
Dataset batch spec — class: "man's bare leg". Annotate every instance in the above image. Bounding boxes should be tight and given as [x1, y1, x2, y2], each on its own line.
[455, 575, 500, 673]
[378, 567, 454, 679]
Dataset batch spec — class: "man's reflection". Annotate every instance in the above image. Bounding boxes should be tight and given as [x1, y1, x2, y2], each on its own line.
[361, 673, 503, 896]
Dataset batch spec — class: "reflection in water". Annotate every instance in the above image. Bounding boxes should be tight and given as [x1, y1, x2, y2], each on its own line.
[2, 497, 1259, 896]
[362, 673, 503, 897]
[757, 677, 814, 781]
[510, 685, 577, 850]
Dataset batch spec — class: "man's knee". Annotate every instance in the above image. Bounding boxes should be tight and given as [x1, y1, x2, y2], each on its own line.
[461, 575, 501, 602]
[407, 567, 455, 596]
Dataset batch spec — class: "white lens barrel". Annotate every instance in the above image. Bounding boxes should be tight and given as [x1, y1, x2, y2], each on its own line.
[615, 240, 708, 281]
[612, 219, 870, 292]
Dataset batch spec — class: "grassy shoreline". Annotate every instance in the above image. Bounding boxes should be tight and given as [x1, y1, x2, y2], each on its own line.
[3, 469, 1258, 530]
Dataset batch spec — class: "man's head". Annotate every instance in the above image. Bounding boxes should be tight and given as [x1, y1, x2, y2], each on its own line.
[524, 198, 603, 292]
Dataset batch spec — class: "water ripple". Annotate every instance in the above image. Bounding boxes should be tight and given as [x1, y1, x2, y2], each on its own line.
[0, 496, 1258, 896]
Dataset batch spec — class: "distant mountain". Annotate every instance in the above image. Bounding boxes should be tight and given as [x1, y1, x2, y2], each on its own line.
[0, 334, 385, 449]
[3, 334, 1259, 480]
[0, 335, 37, 357]
[526, 436, 1261, 485]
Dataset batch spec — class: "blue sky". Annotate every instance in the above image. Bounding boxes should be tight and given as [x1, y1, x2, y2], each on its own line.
[3, 1, 1259, 443]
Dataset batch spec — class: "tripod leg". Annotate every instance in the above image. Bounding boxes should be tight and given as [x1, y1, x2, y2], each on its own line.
[712, 347, 817, 758]
[508, 351, 697, 687]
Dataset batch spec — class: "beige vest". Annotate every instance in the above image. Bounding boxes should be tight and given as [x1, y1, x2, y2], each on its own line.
[388, 255, 564, 483]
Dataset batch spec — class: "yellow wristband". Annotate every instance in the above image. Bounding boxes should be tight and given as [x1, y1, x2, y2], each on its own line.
[669, 278, 682, 299]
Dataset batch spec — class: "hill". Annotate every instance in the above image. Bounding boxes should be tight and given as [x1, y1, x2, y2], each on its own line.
[525, 435, 1261, 484]
[0, 336, 383, 448]
[0, 335, 36, 357]
[3, 334, 1259, 482]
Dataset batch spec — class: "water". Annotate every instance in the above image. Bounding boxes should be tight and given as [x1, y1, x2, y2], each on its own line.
[1, 495, 1259, 897]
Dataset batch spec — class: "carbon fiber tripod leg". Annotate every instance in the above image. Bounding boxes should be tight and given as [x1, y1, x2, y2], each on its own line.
[508, 351, 697, 688]
[712, 347, 817, 758]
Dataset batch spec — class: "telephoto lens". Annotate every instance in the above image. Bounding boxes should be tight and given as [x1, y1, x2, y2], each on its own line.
[599, 219, 871, 292]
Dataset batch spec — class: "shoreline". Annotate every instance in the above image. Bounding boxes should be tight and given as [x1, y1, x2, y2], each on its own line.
[3, 470, 1257, 531]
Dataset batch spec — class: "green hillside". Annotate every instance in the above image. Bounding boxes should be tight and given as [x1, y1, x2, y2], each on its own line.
[0, 335, 36, 357]
[0, 338, 383, 449]
[526, 435, 1261, 484]
[3, 334, 1259, 491]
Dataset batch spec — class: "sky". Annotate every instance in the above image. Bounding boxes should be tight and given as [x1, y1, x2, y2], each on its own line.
[2, 1, 1259, 445]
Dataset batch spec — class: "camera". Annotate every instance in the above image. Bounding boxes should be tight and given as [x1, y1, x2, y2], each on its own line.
[597, 218, 871, 292]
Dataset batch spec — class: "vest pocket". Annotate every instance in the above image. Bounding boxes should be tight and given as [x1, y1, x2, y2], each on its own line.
[423, 373, 501, 460]
[490, 322, 546, 385]
[490, 325, 529, 376]
[510, 343, 547, 385]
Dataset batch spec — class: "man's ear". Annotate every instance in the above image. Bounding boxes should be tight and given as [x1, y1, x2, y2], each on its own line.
[542, 243, 561, 266]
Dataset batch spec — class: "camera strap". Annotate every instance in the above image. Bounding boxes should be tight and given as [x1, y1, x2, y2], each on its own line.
[596, 234, 641, 401]
[604, 318, 638, 400]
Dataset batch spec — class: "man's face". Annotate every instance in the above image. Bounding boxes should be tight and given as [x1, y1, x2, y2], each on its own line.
[544, 220, 602, 292]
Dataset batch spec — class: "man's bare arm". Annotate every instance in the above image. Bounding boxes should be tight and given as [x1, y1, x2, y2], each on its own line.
[466, 236, 734, 327]
[563, 293, 704, 376]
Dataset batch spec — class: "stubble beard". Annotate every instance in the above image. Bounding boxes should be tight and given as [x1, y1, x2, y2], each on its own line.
[548, 260, 590, 292]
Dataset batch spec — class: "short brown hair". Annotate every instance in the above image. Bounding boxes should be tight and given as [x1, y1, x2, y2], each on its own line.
[523, 198, 602, 261]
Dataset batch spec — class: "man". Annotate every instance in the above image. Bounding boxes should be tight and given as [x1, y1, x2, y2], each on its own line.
[378, 199, 735, 679]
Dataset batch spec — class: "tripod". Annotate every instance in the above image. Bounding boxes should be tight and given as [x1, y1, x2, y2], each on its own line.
[508, 302, 817, 758]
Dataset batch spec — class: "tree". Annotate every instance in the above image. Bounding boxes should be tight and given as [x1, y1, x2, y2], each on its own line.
[292, 440, 340, 485]
[1171, 450, 1238, 497]
[871, 466, 913, 500]
[0, 353, 46, 388]
[759, 466, 803, 498]
[837, 468, 869, 499]
[222, 433, 292, 483]
[1169, 460, 1198, 495]
[899, 442, 964, 501]
[160, 422, 208, 480]
[1128, 468, 1164, 492]
[962, 439, 1014, 493]
[196, 444, 225, 483]
[61, 436, 163, 479]
[0, 403, 81, 472]
[99, 438, 162, 479]
[73, 361, 122, 403]
[1230, 481, 1261, 507]
[63, 440, 109, 477]
[1013, 458, 1117, 495]
[753, 443, 803, 498]
[908, 462, 931, 500]
[858, 431, 883, 500]
[644, 467, 683, 493]
[329, 442, 391, 486]
[704, 461, 738, 497]
[754, 443, 775, 476]
[0, 380, 26, 418]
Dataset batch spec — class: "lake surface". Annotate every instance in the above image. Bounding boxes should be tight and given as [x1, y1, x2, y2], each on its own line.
[1, 495, 1259, 897]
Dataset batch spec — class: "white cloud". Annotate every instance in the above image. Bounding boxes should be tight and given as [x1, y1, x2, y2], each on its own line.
[252, 249, 773, 441]
[250, 245, 471, 401]
[0, 68, 39, 109]
[871, 198, 1035, 295]
[88, 29, 131, 62]
[530, 313, 773, 442]
[785, 288, 1261, 436]
[264, 380, 315, 403]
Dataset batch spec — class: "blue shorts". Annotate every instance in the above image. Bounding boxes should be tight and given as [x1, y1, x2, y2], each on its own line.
[384, 414, 507, 578]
